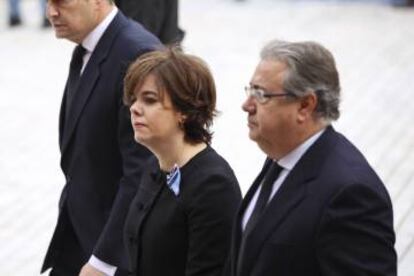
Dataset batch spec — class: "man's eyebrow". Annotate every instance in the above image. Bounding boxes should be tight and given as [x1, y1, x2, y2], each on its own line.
[250, 83, 267, 91]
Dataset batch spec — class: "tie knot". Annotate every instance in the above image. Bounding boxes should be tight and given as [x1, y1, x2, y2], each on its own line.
[258, 161, 283, 204]
[69, 45, 86, 76]
[267, 161, 283, 180]
[71, 45, 86, 67]
[74, 44, 86, 57]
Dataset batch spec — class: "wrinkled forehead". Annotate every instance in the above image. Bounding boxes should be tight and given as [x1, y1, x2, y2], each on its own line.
[251, 60, 288, 87]
[47, 0, 77, 6]
[47, 0, 103, 7]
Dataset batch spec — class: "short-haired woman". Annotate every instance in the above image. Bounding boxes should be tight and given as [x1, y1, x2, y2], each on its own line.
[123, 47, 241, 276]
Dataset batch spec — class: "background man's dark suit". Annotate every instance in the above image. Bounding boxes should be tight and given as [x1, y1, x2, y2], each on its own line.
[115, 0, 184, 44]
[228, 126, 396, 276]
[42, 12, 160, 274]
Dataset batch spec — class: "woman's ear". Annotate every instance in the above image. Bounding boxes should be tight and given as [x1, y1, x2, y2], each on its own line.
[178, 113, 187, 128]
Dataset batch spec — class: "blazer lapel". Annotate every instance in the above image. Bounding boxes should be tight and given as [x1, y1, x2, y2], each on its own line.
[60, 12, 127, 154]
[239, 126, 337, 275]
[126, 166, 166, 272]
[60, 63, 100, 154]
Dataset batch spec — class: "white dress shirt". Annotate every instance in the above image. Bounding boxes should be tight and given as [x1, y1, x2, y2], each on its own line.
[77, 7, 119, 276]
[242, 129, 325, 231]
[80, 7, 118, 74]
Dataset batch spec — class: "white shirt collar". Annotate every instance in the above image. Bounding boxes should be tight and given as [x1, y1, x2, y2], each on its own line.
[277, 128, 326, 171]
[81, 7, 118, 53]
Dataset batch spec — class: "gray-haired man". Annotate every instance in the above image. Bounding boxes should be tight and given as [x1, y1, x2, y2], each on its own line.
[226, 40, 397, 276]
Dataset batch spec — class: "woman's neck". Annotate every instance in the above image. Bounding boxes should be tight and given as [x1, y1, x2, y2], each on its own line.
[154, 139, 207, 172]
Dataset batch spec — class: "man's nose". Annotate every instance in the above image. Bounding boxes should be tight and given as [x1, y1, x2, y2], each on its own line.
[242, 96, 255, 113]
[46, 1, 59, 18]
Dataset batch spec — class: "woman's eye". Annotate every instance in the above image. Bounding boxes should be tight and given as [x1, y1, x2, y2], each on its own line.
[143, 97, 158, 104]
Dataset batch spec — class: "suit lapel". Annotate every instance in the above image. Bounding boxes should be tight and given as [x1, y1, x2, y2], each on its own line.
[239, 165, 310, 275]
[58, 85, 68, 150]
[60, 12, 127, 154]
[230, 159, 272, 275]
[238, 126, 338, 275]
[238, 159, 273, 225]
[61, 63, 100, 153]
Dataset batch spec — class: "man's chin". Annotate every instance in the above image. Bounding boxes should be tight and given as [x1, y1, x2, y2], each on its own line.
[248, 131, 258, 142]
[52, 27, 70, 39]
[53, 32, 66, 39]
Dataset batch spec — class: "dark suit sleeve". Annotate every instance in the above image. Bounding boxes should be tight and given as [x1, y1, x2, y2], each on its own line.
[116, 0, 181, 44]
[92, 80, 152, 269]
[316, 183, 397, 276]
[116, 0, 163, 36]
[185, 173, 241, 276]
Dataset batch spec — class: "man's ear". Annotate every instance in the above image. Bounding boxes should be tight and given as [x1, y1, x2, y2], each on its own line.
[94, 0, 104, 9]
[297, 91, 317, 123]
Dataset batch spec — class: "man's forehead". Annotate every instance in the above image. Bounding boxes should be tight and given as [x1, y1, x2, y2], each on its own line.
[47, 0, 89, 6]
[257, 59, 287, 72]
[252, 60, 286, 83]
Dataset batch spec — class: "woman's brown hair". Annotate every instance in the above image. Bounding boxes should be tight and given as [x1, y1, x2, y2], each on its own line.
[124, 47, 217, 144]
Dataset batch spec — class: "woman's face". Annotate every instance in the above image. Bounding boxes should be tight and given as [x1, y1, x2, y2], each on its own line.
[129, 74, 184, 148]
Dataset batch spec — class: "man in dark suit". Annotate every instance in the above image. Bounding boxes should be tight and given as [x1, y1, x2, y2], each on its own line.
[226, 40, 397, 276]
[391, 0, 414, 7]
[115, 0, 185, 44]
[42, 0, 160, 275]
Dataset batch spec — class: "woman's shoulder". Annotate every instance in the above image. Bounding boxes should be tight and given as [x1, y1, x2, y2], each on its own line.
[183, 146, 235, 178]
[180, 146, 240, 196]
[178, 147, 242, 215]
[189, 146, 231, 168]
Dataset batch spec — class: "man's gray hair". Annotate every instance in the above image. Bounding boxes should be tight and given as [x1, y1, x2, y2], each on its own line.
[260, 40, 341, 122]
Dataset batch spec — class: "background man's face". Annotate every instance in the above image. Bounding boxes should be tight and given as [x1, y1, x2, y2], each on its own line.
[47, 0, 98, 43]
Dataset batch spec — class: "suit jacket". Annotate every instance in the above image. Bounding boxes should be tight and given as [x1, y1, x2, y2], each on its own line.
[227, 126, 396, 276]
[124, 146, 242, 276]
[42, 11, 161, 273]
[115, 0, 184, 44]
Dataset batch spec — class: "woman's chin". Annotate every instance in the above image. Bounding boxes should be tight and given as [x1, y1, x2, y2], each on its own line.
[134, 134, 148, 144]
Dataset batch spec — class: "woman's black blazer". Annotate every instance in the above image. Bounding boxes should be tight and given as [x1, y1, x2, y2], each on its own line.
[124, 146, 242, 276]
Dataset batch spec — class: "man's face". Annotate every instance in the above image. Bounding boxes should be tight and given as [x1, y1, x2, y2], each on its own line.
[242, 60, 301, 158]
[46, 0, 98, 43]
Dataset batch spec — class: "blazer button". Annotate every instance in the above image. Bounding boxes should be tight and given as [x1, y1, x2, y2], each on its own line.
[136, 202, 144, 210]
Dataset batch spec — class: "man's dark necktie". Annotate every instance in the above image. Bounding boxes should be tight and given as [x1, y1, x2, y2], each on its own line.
[237, 162, 283, 275]
[65, 44, 86, 125]
[244, 161, 283, 234]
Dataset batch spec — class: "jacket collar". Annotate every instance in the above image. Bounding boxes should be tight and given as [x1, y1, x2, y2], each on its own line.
[233, 126, 338, 275]
[59, 11, 127, 154]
